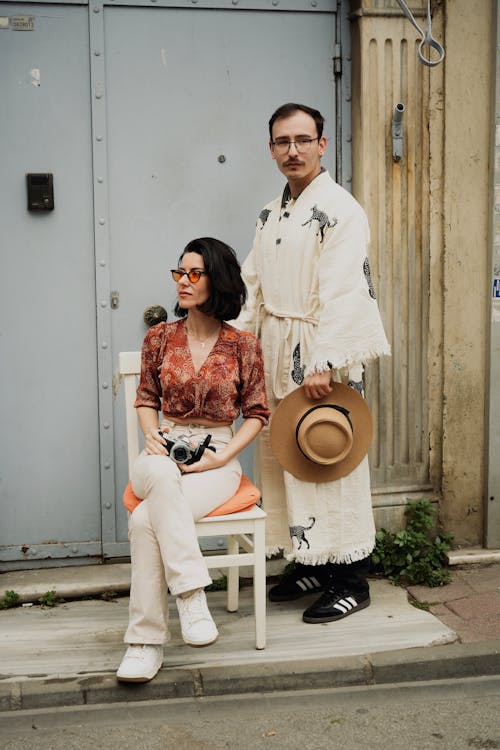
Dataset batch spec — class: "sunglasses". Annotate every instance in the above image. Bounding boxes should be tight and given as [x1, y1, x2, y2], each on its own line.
[170, 268, 208, 284]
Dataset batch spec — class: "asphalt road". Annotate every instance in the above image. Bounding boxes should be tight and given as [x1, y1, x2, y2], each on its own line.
[1, 676, 499, 750]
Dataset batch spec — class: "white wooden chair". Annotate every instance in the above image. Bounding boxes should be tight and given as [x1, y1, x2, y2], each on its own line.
[119, 351, 266, 649]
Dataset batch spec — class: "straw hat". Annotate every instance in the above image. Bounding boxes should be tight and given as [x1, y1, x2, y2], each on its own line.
[269, 383, 373, 482]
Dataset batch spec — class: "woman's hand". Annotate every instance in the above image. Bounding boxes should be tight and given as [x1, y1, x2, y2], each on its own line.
[137, 406, 168, 455]
[179, 417, 263, 474]
[179, 446, 223, 474]
[144, 427, 168, 455]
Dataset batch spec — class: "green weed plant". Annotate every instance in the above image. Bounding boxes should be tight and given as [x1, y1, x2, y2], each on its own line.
[38, 590, 63, 608]
[372, 499, 454, 587]
[206, 575, 229, 592]
[0, 590, 21, 609]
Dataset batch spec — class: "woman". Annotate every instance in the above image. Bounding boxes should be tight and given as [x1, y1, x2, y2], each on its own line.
[117, 237, 270, 683]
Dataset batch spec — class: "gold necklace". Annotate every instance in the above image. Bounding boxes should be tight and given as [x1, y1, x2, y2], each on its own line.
[185, 322, 221, 349]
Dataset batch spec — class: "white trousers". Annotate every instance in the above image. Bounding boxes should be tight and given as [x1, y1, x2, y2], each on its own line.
[124, 422, 241, 645]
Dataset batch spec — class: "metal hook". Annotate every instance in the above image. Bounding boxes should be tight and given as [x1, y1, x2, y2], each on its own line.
[392, 103, 405, 161]
[396, 0, 445, 67]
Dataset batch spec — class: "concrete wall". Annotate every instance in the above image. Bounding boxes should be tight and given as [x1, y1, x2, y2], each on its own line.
[441, 0, 494, 544]
[350, 0, 495, 545]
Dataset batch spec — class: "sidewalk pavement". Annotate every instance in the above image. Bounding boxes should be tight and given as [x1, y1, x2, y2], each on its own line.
[0, 558, 499, 712]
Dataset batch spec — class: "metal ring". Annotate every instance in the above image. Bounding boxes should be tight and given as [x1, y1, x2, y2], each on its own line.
[396, 0, 445, 67]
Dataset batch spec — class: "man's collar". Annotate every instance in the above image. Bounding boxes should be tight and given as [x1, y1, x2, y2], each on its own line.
[281, 167, 326, 208]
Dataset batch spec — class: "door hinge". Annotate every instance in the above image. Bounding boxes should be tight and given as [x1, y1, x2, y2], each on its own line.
[333, 44, 342, 77]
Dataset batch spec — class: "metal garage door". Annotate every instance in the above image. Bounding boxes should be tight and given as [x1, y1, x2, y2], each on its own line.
[0, 0, 343, 567]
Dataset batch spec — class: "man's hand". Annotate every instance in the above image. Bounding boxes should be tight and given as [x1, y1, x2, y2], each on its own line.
[303, 370, 333, 400]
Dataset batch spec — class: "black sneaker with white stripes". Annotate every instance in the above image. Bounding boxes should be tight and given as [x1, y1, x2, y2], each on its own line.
[302, 588, 370, 623]
[268, 564, 325, 602]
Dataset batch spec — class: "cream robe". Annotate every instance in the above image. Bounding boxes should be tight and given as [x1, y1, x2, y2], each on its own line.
[235, 171, 390, 564]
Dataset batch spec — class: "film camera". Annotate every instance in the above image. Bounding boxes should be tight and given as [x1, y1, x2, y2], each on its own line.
[160, 432, 215, 465]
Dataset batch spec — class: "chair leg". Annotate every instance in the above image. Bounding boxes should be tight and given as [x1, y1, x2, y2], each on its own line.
[253, 519, 266, 649]
[226, 535, 239, 612]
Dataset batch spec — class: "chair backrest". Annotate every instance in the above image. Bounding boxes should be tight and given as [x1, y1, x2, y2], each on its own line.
[118, 351, 142, 474]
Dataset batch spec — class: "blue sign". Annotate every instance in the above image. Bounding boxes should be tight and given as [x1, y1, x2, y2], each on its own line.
[493, 278, 500, 298]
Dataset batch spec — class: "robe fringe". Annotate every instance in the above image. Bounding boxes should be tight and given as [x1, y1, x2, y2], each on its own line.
[307, 345, 391, 377]
[265, 545, 285, 559]
[265, 544, 375, 566]
[285, 543, 375, 566]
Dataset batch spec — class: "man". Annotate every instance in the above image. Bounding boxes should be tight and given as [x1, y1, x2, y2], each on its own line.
[235, 103, 390, 624]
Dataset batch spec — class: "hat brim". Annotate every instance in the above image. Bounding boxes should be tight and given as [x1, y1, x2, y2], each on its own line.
[270, 383, 373, 483]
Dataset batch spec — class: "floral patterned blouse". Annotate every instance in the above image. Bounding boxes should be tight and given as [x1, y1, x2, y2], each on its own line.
[134, 319, 270, 425]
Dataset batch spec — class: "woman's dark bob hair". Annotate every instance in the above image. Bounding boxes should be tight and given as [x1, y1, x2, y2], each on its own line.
[174, 237, 247, 322]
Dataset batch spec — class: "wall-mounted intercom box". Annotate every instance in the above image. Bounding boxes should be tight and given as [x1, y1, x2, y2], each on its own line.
[26, 173, 54, 211]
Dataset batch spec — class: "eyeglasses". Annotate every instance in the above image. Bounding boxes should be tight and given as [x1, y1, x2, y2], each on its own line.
[170, 268, 208, 284]
[271, 137, 320, 156]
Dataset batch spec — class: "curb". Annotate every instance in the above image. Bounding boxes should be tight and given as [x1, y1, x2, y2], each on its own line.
[2, 639, 500, 712]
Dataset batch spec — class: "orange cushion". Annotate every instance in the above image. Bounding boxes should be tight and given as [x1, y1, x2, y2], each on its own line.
[122, 473, 260, 516]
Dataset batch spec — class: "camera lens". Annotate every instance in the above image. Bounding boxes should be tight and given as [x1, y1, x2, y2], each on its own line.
[171, 445, 190, 463]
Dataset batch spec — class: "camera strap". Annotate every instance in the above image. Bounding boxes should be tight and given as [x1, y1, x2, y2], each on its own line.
[200, 434, 216, 454]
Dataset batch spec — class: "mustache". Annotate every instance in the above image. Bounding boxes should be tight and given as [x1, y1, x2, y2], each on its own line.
[284, 158, 304, 167]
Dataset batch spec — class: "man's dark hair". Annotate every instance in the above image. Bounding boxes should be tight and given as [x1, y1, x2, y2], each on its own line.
[174, 237, 246, 321]
[268, 102, 325, 140]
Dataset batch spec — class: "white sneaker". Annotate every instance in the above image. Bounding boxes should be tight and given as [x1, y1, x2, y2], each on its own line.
[116, 644, 163, 682]
[176, 589, 219, 647]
